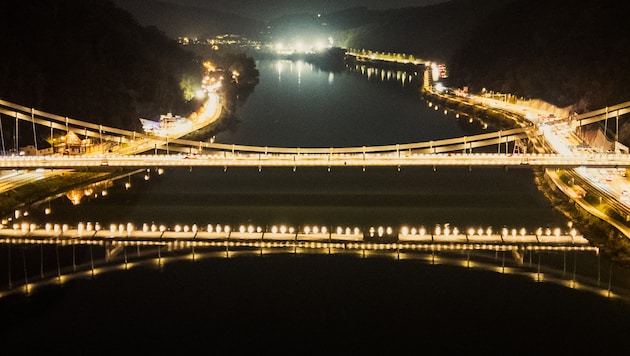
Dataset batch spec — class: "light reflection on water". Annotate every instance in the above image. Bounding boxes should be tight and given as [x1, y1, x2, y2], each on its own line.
[2, 60, 630, 351]
[0, 240, 624, 302]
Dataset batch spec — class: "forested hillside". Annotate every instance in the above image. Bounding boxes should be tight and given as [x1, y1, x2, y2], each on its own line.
[111, 0, 265, 39]
[447, 0, 630, 112]
[328, 0, 629, 113]
[0, 0, 204, 131]
[334, 0, 513, 63]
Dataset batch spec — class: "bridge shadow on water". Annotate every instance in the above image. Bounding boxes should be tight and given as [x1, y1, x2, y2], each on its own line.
[1, 240, 630, 354]
[2, 166, 630, 353]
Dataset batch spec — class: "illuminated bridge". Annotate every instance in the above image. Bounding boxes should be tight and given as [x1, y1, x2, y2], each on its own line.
[0, 220, 592, 249]
[3, 220, 617, 302]
[0, 96, 533, 156]
[2, 151, 630, 169]
[2, 97, 630, 170]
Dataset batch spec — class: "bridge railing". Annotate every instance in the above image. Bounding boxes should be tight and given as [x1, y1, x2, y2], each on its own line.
[1, 97, 537, 156]
[2, 151, 630, 169]
[572, 100, 630, 126]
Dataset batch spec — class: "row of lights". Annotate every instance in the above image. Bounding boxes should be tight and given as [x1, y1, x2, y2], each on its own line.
[427, 101, 486, 127]
[400, 225, 576, 238]
[4, 222, 578, 239]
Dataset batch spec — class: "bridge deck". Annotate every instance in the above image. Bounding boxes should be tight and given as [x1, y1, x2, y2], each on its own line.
[0, 225, 592, 249]
[2, 151, 629, 169]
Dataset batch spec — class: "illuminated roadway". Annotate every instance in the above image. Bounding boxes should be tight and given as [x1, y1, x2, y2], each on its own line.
[2, 151, 630, 169]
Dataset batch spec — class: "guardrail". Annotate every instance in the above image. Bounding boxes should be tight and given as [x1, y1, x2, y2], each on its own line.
[1, 152, 629, 169]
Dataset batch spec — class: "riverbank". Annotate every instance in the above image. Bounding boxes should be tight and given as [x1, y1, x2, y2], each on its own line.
[536, 168, 630, 268]
[0, 168, 135, 219]
[420, 87, 630, 268]
[420, 88, 527, 131]
[0, 92, 227, 220]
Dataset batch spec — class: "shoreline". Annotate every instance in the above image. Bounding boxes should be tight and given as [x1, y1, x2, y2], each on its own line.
[420, 88, 630, 269]
[0, 168, 142, 219]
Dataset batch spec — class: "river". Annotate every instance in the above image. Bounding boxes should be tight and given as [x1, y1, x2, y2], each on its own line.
[1, 58, 630, 353]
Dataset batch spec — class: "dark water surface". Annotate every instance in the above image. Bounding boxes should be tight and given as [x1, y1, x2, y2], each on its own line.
[2, 59, 630, 353]
[214, 59, 472, 147]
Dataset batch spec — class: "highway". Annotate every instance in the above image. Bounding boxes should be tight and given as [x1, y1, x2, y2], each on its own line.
[2, 151, 630, 169]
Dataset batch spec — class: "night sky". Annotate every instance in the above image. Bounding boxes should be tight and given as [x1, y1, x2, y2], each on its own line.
[162, 0, 448, 20]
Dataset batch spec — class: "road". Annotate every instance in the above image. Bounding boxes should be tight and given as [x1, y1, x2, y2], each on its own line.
[2, 151, 630, 169]
[452, 90, 630, 234]
[0, 92, 222, 194]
